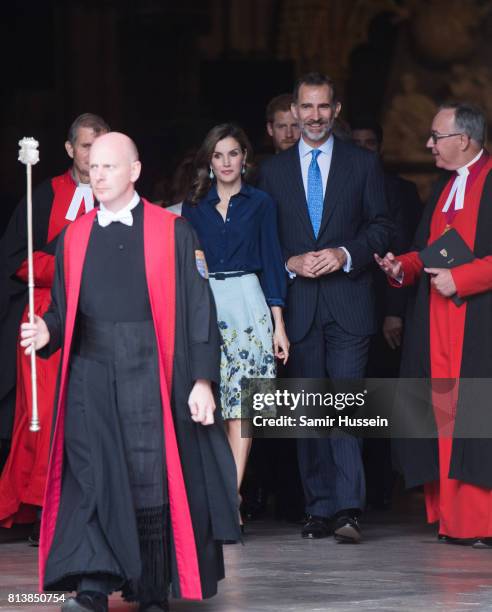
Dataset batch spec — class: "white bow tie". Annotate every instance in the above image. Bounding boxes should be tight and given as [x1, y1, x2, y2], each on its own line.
[97, 208, 134, 227]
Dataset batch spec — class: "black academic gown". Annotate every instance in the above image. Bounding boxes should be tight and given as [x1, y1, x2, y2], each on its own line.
[40, 203, 239, 599]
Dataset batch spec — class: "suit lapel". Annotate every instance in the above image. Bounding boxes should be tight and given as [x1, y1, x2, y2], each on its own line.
[318, 137, 351, 237]
[283, 145, 315, 239]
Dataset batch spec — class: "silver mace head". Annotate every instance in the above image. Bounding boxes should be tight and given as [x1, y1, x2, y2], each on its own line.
[18, 137, 40, 165]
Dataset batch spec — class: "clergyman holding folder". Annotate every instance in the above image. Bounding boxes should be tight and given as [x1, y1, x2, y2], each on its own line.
[375, 102, 492, 548]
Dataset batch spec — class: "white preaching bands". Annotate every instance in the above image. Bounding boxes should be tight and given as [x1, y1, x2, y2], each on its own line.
[65, 184, 95, 221]
[441, 149, 483, 213]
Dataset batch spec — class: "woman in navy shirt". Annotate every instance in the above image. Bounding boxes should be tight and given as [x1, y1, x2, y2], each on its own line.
[182, 124, 289, 526]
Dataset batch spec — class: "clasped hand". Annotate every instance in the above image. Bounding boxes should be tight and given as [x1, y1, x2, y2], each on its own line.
[288, 248, 347, 278]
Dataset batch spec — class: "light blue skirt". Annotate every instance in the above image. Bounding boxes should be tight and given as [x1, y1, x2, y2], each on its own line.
[209, 273, 275, 420]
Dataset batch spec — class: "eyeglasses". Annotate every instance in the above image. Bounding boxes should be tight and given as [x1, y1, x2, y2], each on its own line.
[429, 131, 464, 144]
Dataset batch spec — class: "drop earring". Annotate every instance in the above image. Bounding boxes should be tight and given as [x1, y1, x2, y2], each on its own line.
[209, 166, 214, 179]
[241, 164, 246, 175]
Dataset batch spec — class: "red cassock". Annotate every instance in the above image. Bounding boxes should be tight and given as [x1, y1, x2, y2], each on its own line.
[0, 171, 87, 526]
[397, 154, 492, 538]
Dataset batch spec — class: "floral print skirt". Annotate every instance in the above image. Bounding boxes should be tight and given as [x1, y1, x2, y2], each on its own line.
[209, 273, 275, 420]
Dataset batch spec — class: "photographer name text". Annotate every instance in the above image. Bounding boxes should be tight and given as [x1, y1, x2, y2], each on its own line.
[252, 415, 389, 428]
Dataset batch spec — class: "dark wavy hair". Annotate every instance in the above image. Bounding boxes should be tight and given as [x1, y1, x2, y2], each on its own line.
[189, 123, 255, 204]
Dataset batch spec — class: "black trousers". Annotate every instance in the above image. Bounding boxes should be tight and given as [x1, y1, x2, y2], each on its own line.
[287, 304, 369, 518]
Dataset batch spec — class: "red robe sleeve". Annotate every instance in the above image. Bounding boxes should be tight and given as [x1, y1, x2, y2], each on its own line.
[15, 252, 55, 288]
[452, 255, 492, 298]
[388, 250, 423, 288]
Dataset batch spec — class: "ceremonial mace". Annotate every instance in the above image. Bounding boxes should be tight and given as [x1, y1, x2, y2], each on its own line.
[18, 138, 40, 432]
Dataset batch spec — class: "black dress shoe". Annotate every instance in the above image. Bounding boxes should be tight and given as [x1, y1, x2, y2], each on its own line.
[441, 536, 492, 548]
[473, 538, 492, 549]
[301, 515, 331, 539]
[27, 520, 40, 547]
[62, 592, 108, 612]
[437, 533, 452, 543]
[437, 533, 469, 545]
[333, 515, 361, 544]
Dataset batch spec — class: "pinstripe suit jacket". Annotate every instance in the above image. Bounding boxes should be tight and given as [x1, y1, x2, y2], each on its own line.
[258, 137, 392, 343]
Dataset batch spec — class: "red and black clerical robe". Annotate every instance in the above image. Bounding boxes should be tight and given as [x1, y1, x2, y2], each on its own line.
[394, 154, 492, 538]
[38, 201, 239, 599]
[0, 171, 87, 526]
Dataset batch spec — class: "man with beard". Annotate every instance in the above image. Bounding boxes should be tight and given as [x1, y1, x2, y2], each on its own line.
[258, 72, 391, 543]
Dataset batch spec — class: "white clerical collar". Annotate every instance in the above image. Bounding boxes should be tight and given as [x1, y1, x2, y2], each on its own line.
[298, 134, 334, 158]
[442, 149, 484, 213]
[460, 149, 484, 173]
[97, 191, 140, 227]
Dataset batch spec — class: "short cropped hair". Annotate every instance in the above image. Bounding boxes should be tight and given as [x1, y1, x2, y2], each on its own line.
[439, 102, 487, 147]
[293, 72, 338, 104]
[67, 113, 110, 145]
[266, 93, 295, 123]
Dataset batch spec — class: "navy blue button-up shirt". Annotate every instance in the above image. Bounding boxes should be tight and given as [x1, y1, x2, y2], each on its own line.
[182, 183, 286, 306]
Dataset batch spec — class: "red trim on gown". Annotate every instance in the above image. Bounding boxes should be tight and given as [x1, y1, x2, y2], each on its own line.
[399, 155, 492, 538]
[0, 172, 87, 526]
[39, 202, 203, 599]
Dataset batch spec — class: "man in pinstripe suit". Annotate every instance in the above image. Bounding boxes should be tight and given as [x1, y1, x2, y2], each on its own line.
[258, 72, 391, 543]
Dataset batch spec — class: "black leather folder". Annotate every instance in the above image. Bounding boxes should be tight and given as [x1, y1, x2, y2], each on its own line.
[419, 228, 474, 306]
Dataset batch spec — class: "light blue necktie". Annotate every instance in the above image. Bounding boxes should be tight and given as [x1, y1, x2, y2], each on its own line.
[307, 149, 323, 237]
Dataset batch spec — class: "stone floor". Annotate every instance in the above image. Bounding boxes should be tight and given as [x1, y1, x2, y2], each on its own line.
[2, 494, 492, 612]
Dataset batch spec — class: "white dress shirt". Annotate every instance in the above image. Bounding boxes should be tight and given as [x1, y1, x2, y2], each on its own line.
[287, 136, 351, 276]
[298, 135, 334, 200]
